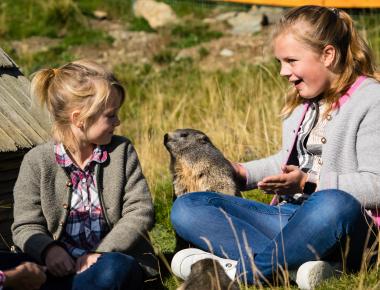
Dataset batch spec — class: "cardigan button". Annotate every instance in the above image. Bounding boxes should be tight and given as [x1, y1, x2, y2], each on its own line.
[63, 203, 68, 209]
[66, 181, 72, 187]
[326, 114, 332, 121]
[318, 159, 323, 165]
[59, 221, 64, 226]
[321, 137, 327, 144]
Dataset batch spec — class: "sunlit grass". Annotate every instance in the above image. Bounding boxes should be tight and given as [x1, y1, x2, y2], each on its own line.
[115, 60, 286, 193]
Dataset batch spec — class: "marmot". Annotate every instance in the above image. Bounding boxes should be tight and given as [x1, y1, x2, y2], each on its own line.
[177, 259, 239, 290]
[164, 128, 241, 197]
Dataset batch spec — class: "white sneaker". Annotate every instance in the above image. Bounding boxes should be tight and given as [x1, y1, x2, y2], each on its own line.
[171, 248, 237, 280]
[295, 261, 341, 290]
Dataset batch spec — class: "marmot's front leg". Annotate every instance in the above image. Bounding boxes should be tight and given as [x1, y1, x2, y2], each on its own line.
[173, 177, 188, 196]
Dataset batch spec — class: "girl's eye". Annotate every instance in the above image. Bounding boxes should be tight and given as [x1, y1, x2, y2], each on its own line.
[106, 113, 117, 118]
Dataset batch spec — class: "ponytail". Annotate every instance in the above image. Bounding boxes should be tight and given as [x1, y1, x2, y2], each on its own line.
[30, 68, 56, 111]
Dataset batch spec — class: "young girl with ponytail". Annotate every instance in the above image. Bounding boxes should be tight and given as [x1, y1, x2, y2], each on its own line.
[170, 6, 380, 289]
[12, 60, 157, 290]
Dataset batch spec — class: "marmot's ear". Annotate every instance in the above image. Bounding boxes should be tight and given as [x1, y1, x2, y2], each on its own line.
[200, 135, 210, 144]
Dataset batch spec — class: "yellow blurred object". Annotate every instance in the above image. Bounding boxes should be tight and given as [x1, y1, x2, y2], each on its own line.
[216, 0, 380, 8]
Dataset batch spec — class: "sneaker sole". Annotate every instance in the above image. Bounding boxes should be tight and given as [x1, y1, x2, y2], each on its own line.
[296, 261, 335, 290]
[171, 248, 213, 280]
[171, 248, 237, 281]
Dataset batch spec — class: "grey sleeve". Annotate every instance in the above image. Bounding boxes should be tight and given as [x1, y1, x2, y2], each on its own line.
[240, 151, 283, 190]
[319, 99, 380, 208]
[96, 143, 154, 252]
[11, 152, 54, 263]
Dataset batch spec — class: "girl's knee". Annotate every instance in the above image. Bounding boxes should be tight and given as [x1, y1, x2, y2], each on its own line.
[314, 189, 360, 209]
[308, 189, 362, 222]
[101, 252, 138, 269]
[97, 253, 141, 287]
[170, 192, 213, 228]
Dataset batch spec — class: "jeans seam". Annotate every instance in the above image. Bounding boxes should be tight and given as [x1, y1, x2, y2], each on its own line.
[206, 197, 295, 216]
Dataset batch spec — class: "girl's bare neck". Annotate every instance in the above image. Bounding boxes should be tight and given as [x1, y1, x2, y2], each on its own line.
[67, 143, 95, 170]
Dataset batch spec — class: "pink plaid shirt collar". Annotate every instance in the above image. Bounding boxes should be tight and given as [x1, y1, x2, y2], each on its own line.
[54, 143, 109, 257]
[54, 143, 108, 169]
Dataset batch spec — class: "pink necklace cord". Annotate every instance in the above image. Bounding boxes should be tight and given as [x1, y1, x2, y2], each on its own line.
[332, 75, 367, 109]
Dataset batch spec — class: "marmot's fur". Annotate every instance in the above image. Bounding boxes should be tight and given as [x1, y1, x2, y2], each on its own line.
[164, 128, 240, 197]
[177, 259, 239, 290]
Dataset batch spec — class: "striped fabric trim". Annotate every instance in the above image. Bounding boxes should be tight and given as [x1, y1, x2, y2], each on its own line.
[0, 270, 5, 289]
[284, 101, 327, 203]
[297, 102, 319, 172]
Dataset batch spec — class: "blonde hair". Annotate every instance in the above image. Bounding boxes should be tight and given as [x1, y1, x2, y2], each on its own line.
[31, 60, 125, 151]
[274, 5, 380, 117]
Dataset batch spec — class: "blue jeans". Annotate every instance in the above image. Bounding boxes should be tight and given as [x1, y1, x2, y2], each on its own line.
[171, 190, 377, 284]
[41, 252, 143, 290]
[0, 251, 34, 270]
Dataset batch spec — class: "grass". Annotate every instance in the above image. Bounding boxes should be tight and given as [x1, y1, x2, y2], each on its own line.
[1, 1, 380, 289]
[115, 60, 286, 183]
[354, 9, 380, 61]
[162, 0, 250, 17]
[0, 0, 86, 39]
[170, 22, 223, 48]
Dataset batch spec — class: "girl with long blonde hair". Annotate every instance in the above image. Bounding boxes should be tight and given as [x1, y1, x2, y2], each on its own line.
[170, 6, 380, 289]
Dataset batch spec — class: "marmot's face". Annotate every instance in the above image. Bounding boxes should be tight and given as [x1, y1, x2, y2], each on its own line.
[164, 128, 210, 156]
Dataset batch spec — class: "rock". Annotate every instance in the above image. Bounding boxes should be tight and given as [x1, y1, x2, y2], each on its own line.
[220, 48, 234, 57]
[251, 6, 285, 16]
[11, 37, 61, 56]
[215, 11, 238, 22]
[203, 11, 238, 25]
[93, 10, 108, 20]
[227, 12, 262, 35]
[203, 18, 217, 24]
[133, 0, 178, 29]
[175, 49, 194, 61]
[248, 5, 260, 15]
[248, 6, 285, 25]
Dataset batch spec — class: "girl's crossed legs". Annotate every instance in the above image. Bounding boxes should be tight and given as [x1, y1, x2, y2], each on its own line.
[171, 190, 377, 284]
[41, 252, 143, 290]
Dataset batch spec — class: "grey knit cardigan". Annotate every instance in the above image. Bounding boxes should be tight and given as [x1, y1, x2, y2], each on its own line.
[242, 78, 380, 209]
[12, 135, 158, 276]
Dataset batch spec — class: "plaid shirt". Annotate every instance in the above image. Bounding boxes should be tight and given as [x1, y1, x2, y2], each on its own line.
[55, 143, 109, 258]
[0, 270, 5, 289]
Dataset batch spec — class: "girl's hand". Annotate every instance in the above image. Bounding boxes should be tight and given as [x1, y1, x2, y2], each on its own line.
[258, 165, 307, 195]
[231, 162, 248, 187]
[44, 245, 75, 277]
[4, 262, 47, 290]
[75, 253, 101, 274]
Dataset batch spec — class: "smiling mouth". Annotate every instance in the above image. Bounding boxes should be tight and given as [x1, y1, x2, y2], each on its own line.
[294, 79, 302, 86]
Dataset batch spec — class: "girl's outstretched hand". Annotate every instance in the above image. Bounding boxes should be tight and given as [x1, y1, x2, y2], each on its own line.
[4, 262, 46, 290]
[258, 165, 307, 195]
[44, 245, 75, 277]
[75, 253, 101, 274]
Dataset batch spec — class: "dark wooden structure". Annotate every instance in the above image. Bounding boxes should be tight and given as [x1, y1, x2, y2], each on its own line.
[0, 48, 50, 250]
